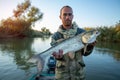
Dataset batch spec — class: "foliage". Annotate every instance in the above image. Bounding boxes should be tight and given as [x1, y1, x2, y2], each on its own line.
[0, 18, 30, 38]
[41, 27, 52, 35]
[84, 27, 93, 31]
[0, 0, 43, 38]
[83, 21, 120, 42]
[96, 21, 120, 42]
[115, 20, 120, 39]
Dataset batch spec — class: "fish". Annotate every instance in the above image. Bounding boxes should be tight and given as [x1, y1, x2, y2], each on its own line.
[28, 29, 100, 75]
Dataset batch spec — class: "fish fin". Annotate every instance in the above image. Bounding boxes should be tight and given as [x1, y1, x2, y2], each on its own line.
[27, 54, 40, 63]
[36, 56, 44, 76]
[83, 44, 88, 54]
[28, 54, 44, 77]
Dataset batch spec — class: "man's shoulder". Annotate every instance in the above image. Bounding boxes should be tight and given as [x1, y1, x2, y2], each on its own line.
[52, 32, 63, 40]
[76, 27, 85, 35]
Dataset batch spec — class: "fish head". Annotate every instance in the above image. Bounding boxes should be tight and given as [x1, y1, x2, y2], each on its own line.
[81, 29, 100, 44]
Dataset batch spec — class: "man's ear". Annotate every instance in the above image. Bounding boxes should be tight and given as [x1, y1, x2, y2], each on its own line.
[59, 15, 61, 19]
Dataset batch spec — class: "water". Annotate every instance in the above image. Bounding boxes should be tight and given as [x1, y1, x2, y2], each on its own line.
[85, 48, 120, 80]
[0, 37, 120, 80]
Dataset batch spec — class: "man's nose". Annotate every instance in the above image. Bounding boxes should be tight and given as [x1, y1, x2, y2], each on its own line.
[66, 15, 70, 20]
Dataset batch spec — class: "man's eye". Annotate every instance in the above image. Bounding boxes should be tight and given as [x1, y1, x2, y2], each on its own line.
[68, 13, 72, 16]
[63, 13, 67, 16]
[63, 13, 72, 16]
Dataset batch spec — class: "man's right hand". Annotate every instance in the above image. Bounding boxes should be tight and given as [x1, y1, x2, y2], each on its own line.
[52, 49, 63, 59]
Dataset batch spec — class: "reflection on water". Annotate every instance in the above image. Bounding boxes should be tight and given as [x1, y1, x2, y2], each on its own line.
[0, 37, 120, 80]
[96, 48, 120, 61]
[96, 42, 120, 61]
[96, 41, 120, 52]
[0, 37, 51, 80]
[0, 38, 34, 71]
[85, 48, 120, 80]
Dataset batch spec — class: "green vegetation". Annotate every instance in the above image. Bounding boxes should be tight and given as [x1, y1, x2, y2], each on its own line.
[27, 27, 52, 37]
[0, 0, 51, 38]
[84, 21, 120, 42]
[97, 21, 120, 42]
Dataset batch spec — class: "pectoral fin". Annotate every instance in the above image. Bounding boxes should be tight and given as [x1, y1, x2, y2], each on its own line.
[83, 44, 88, 54]
[68, 51, 75, 59]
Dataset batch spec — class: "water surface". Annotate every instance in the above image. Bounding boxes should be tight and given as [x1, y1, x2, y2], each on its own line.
[0, 37, 120, 80]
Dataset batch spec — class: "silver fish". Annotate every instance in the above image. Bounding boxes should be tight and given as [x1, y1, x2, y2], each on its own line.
[28, 29, 100, 75]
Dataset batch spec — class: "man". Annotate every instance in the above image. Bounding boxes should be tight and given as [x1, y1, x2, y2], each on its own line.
[50, 5, 95, 80]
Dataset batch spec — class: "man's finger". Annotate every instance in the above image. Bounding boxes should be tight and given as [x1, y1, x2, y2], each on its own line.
[59, 49, 63, 58]
[52, 52, 57, 56]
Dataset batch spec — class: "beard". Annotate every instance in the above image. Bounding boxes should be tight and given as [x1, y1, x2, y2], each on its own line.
[64, 20, 72, 26]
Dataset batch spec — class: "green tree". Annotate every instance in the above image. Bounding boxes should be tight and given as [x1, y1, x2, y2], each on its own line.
[0, 0, 43, 38]
[13, 0, 31, 18]
[41, 27, 51, 35]
[13, 0, 43, 28]
[115, 20, 120, 41]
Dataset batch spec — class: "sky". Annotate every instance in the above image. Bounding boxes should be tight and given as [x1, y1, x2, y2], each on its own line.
[0, 0, 120, 33]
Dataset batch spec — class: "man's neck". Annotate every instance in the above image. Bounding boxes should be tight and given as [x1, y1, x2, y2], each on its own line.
[63, 25, 72, 30]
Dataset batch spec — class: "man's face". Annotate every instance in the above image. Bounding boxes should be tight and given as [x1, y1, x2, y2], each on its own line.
[60, 7, 73, 27]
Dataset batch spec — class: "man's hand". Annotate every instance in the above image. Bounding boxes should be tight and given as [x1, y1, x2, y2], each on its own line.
[87, 41, 97, 50]
[91, 41, 97, 46]
[52, 49, 63, 59]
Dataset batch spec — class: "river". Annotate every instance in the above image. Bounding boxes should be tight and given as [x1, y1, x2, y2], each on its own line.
[0, 37, 120, 80]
